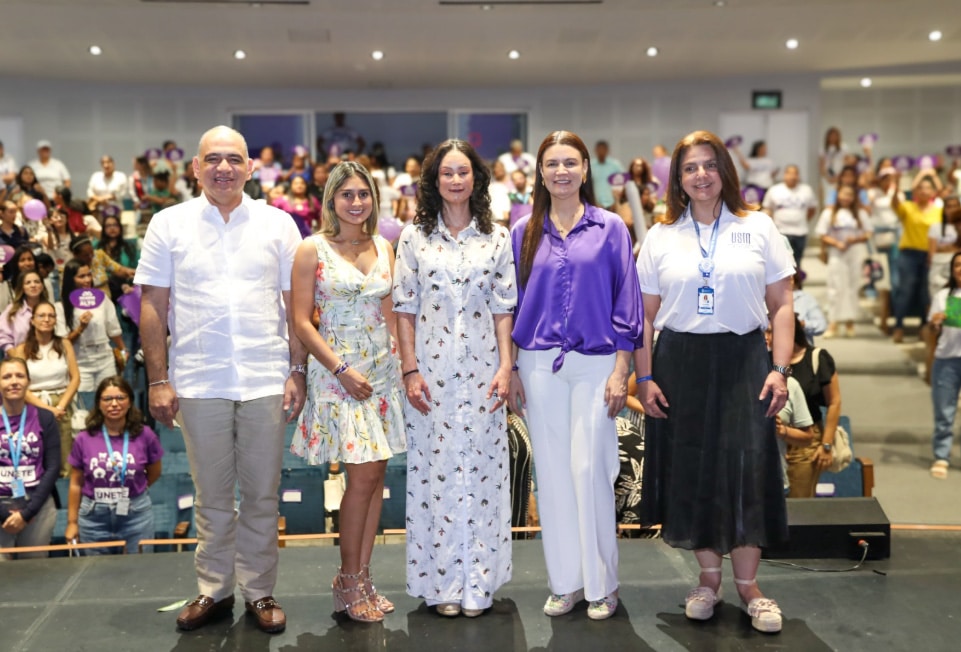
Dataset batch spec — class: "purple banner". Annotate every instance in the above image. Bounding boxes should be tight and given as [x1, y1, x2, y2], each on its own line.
[741, 184, 766, 205]
[69, 288, 106, 310]
[145, 148, 163, 161]
[946, 145, 961, 158]
[858, 133, 879, 147]
[400, 183, 418, 198]
[116, 286, 142, 326]
[916, 155, 937, 170]
[891, 155, 914, 173]
[607, 172, 627, 186]
[166, 148, 185, 162]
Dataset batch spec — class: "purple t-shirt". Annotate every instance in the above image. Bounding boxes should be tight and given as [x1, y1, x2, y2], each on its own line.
[511, 204, 644, 371]
[0, 406, 45, 494]
[68, 426, 164, 499]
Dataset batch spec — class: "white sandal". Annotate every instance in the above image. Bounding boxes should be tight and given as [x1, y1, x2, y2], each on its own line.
[684, 567, 722, 621]
[734, 578, 782, 633]
[931, 460, 949, 479]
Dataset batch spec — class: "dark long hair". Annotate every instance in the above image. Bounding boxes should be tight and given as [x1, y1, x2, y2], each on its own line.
[60, 259, 87, 329]
[414, 139, 493, 236]
[518, 131, 596, 287]
[22, 300, 65, 361]
[947, 251, 961, 292]
[97, 215, 136, 264]
[84, 376, 145, 439]
[4, 244, 36, 283]
[664, 130, 749, 224]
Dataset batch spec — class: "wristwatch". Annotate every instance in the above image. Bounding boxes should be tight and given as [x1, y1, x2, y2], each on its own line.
[772, 363, 793, 377]
[289, 364, 307, 375]
[822, 443, 833, 452]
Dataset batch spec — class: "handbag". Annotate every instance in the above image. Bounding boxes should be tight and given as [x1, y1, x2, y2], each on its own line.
[71, 395, 89, 433]
[811, 347, 853, 473]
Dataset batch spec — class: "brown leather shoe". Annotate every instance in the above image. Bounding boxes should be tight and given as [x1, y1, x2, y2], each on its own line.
[245, 596, 286, 633]
[176, 594, 235, 631]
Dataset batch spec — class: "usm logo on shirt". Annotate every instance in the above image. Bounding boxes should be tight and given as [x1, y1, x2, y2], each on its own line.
[730, 231, 751, 247]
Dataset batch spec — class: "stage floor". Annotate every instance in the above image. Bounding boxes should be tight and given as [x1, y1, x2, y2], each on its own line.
[3, 532, 958, 652]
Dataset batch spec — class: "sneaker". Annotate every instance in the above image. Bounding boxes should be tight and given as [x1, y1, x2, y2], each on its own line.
[742, 597, 782, 633]
[684, 586, 722, 621]
[543, 589, 584, 616]
[931, 460, 949, 479]
[587, 593, 618, 620]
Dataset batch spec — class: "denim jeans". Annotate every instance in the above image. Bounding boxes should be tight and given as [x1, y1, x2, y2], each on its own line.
[786, 234, 807, 271]
[78, 491, 155, 555]
[931, 357, 961, 462]
[893, 249, 929, 328]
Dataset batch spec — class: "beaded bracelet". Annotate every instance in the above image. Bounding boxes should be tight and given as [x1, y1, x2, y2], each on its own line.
[402, 368, 419, 378]
[636, 375, 654, 383]
[333, 361, 350, 376]
[149, 379, 169, 387]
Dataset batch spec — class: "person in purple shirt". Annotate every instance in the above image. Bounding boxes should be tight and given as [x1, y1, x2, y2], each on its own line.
[0, 356, 60, 560]
[508, 130, 644, 622]
[66, 375, 163, 555]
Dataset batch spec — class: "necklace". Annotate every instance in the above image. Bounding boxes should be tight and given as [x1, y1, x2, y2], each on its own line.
[549, 205, 583, 236]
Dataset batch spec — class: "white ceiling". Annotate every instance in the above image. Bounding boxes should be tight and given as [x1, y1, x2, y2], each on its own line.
[2, 0, 959, 89]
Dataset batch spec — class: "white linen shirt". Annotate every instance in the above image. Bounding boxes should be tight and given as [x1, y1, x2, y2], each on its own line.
[134, 193, 302, 401]
[636, 205, 795, 334]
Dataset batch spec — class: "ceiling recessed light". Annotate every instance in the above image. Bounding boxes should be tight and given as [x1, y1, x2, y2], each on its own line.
[786, 38, 799, 50]
[371, 50, 384, 61]
[929, 30, 943, 42]
[234, 49, 247, 60]
[88, 45, 102, 56]
[508, 49, 520, 60]
[713, 1, 726, 7]
[481, 3, 492, 9]
[646, 46, 659, 57]
[860, 77, 872, 88]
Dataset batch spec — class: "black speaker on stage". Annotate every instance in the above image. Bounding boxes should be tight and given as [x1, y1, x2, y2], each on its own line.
[763, 497, 890, 560]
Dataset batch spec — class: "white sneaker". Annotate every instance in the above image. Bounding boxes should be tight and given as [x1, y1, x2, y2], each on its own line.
[684, 586, 722, 621]
[743, 597, 782, 633]
[587, 593, 618, 620]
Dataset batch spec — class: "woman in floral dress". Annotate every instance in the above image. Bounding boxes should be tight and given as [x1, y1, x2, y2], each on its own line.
[290, 161, 405, 623]
[393, 139, 517, 618]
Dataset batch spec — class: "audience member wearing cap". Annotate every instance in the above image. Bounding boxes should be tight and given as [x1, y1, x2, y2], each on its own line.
[55, 259, 126, 410]
[27, 141, 70, 201]
[68, 236, 135, 298]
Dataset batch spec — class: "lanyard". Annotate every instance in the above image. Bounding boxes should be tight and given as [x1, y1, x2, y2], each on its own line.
[101, 426, 129, 487]
[692, 214, 721, 284]
[1, 406, 24, 473]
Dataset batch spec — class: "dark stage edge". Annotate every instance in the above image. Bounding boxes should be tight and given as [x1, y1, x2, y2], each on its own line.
[3, 533, 959, 652]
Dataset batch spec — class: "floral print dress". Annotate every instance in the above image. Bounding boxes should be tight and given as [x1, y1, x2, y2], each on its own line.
[291, 234, 405, 464]
[392, 219, 517, 609]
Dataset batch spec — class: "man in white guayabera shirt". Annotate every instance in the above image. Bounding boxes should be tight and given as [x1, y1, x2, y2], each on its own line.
[136, 125, 306, 635]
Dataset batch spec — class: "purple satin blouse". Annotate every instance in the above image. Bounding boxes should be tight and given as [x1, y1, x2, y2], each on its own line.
[511, 204, 644, 371]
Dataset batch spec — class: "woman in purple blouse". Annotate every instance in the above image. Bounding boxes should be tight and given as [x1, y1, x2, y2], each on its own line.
[509, 130, 644, 621]
[65, 375, 163, 554]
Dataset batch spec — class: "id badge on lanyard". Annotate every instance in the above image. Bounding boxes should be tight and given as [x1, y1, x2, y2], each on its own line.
[2, 407, 27, 499]
[693, 216, 720, 316]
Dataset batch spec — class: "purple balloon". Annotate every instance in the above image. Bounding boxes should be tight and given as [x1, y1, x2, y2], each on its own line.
[0, 245, 14, 264]
[724, 135, 743, 149]
[116, 286, 142, 326]
[22, 199, 47, 221]
[377, 217, 404, 242]
[69, 288, 106, 310]
[651, 156, 671, 201]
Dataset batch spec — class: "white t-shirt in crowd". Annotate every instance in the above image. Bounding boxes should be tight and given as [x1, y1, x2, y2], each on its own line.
[762, 182, 818, 236]
[497, 151, 536, 178]
[928, 222, 958, 249]
[636, 206, 795, 334]
[814, 207, 873, 259]
[930, 288, 961, 359]
[744, 157, 778, 189]
[27, 157, 71, 198]
[489, 180, 511, 223]
[134, 193, 302, 401]
[87, 171, 129, 204]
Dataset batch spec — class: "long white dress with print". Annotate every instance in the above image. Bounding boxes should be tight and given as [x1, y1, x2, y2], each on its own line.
[392, 219, 517, 609]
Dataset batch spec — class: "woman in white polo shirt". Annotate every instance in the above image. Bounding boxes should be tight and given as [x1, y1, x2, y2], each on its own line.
[635, 130, 795, 634]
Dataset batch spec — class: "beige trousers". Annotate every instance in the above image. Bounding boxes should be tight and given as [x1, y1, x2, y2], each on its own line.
[178, 395, 285, 602]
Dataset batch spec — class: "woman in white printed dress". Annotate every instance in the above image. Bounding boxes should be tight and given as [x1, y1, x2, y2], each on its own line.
[289, 161, 405, 624]
[392, 139, 517, 618]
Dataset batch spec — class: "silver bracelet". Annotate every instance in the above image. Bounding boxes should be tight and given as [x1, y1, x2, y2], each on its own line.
[149, 379, 169, 387]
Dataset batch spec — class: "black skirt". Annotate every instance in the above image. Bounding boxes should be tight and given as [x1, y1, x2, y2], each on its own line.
[640, 328, 788, 552]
